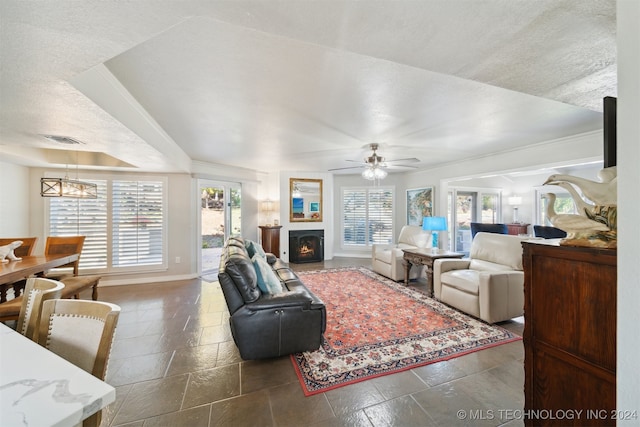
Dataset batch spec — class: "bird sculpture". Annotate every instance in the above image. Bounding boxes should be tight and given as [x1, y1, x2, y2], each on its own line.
[543, 193, 609, 235]
[543, 166, 617, 206]
[552, 182, 595, 217]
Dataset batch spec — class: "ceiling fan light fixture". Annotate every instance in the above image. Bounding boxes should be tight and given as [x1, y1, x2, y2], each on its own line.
[362, 166, 387, 180]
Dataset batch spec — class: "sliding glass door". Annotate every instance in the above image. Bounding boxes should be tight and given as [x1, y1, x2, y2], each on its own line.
[198, 179, 241, 276]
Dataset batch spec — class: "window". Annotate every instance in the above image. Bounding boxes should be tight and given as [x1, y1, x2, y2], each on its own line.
[448, 187, 502, 254]
[342, 187, 393, 246]
[48, 180, 108, 270]
[47, 177, 166, 273]
[112, 180, 164, 267]
[536, 188, 577, 225]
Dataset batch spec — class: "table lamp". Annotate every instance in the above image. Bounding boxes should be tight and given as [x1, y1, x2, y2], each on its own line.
[422, 216, 447, 251]
[508, 196, 522, 223]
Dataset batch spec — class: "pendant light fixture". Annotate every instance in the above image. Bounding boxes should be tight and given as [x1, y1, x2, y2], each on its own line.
[40, 151, 97, 199]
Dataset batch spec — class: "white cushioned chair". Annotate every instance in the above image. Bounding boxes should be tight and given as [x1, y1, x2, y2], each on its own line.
[372, 225, 427, 281]
[433, 232, 530, 323]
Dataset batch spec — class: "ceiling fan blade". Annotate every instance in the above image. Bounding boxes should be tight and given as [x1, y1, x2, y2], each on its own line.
[328, 165, 365, 171]
[384, 164, 419, 169]
[384, 157, 420, 163]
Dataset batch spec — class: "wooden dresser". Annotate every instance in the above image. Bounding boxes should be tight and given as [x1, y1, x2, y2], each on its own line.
[522, 242, 616, 426]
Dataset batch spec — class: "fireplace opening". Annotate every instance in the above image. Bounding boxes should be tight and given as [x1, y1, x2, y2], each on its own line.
[289, 230, 324, 263]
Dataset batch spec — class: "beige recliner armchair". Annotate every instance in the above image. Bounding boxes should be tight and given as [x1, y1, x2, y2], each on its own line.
[372, 225, 427, 281]
[433, 232, 529, 323]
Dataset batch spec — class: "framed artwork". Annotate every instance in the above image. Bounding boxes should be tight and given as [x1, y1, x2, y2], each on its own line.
[309, 202, 319, 212]
[406, 187, 434, 226]
[292, 197, 304, 213]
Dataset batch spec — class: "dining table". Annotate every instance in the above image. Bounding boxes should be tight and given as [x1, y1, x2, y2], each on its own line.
[0, 322, 116, 426]
[0, 253, 79, 302]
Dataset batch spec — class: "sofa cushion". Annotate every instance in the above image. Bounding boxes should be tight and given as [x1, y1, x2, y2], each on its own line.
[224, 254, 260, 303]
[440, 270, 480, 295]
[252, 255, 283, 295]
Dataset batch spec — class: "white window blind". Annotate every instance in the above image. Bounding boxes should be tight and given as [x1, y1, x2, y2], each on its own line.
[342, 187, 394, 246]
[48, 178, 165, 272]
[112, 181, 164, 267]
[48, 180, 108, 269]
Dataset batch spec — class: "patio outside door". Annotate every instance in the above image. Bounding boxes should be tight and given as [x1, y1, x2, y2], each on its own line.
[198, 179, 241, 277]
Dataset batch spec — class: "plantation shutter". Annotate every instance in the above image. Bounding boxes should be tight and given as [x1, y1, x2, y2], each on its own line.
[342, 187, 394, 246]
[368, 188, 393, 244]
[48, 180, 108, 269]
[112, 180, 164, 267]
[343, 188, 368, 245]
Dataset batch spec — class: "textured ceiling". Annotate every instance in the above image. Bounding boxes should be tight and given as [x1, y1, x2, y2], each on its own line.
[0, 1, 616, 174]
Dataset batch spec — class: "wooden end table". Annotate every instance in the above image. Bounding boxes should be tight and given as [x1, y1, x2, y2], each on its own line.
[402, 248, 465, 297]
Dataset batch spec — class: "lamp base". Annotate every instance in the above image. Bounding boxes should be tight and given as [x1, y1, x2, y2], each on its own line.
[432, 232, 439, 250]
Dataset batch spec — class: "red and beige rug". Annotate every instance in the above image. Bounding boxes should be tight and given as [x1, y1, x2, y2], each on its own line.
[291, 267, 521, 396]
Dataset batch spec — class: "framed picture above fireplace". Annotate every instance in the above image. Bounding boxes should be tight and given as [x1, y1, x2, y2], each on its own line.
[290, 178, 323, 222]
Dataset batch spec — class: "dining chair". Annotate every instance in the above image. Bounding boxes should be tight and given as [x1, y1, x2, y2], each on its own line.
[38, 299, 120, 427]
[44, 236, 101, 300]
[44, 235, 86, 279]
[470, 222, 509, 239]
[0, 278, 64, 335]
[0, 237, 39, 301]
[18, 278, 65, 340]
[0, 237, 38, 258]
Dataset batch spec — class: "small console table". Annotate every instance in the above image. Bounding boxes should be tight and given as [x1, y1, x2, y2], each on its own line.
[402, 248, 464, 297]
[259, 225, 282, 257]
[507, 223, 530, 235]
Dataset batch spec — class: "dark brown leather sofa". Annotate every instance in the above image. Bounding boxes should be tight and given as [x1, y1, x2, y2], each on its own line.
[218, 237, 326, 359]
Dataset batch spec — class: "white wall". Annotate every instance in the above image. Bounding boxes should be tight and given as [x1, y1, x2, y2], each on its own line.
[617, 0, 640, 417]
[0, 161, 31, 236]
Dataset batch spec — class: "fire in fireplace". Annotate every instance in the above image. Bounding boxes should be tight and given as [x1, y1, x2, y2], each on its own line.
[289, 230, 324, 263]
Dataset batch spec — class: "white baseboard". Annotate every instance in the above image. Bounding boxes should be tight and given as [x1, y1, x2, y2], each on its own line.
[99, 273, 199, 287]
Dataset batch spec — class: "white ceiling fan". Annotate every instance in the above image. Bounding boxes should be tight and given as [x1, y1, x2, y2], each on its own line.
[329, 143, 419, 179]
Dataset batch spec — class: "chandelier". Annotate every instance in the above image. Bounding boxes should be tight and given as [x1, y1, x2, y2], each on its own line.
[40, 176, 98, 199]
[40, 151, 97, 199]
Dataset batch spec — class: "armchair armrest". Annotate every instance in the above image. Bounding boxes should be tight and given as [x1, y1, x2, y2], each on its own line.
[433, 258, 471, 299]
[435, 258, 471, 274]
[372, 243, 394, 259]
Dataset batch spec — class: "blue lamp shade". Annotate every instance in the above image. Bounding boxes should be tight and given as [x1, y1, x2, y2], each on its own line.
[422, 216, 447, 248]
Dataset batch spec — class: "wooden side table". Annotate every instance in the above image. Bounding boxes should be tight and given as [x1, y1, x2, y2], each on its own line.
[507, 223, 530, 235]
[402, 248, 465, 297]
[259, 225, 282, 257]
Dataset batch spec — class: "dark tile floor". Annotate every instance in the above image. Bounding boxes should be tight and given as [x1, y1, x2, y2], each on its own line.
[98, 258, 525, 427]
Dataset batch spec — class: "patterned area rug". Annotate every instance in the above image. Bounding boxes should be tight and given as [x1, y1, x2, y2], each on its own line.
[291, 267, 521, 396]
